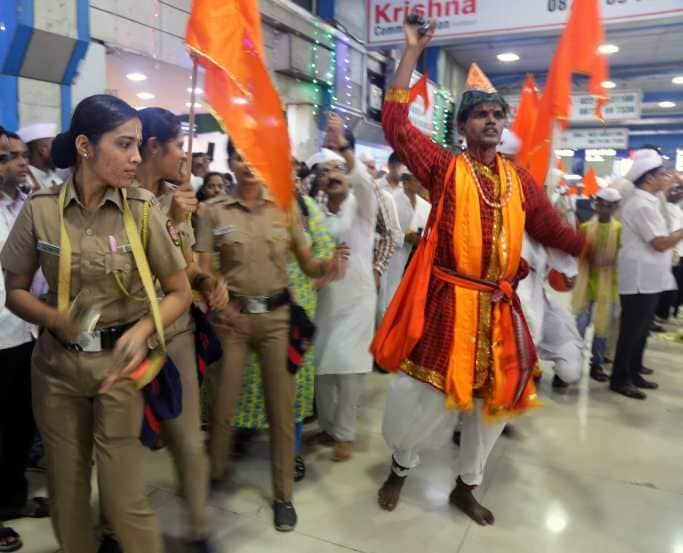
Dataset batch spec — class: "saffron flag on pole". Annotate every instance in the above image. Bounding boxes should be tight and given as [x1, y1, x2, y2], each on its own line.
[511, 74, 540, 167]
[186, 0, 293, 208]
[409, 73, 431, 110]
[526, 0, 609, 187]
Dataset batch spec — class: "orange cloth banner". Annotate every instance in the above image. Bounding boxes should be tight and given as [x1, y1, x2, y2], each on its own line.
[409, 73, 431, 110]
[186, 0, 293, 208]
[583, 167, 600, 197]
[527, 0, 608, 187]
[512, 74, 540, 167]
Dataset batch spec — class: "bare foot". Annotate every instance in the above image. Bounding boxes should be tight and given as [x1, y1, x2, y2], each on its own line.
[449, 477, 495, 526]
[331, 441, 353, 462]
[378, 470, 406, 511]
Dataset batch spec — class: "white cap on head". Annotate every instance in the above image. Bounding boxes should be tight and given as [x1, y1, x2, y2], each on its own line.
[17, 123, 58, 144]
[497, 129, 521, 156]
[596, 187, 622, 203]
[625, 149, 663, 183]
[305, 148, 345, 169]
[359, 152, 374, 163]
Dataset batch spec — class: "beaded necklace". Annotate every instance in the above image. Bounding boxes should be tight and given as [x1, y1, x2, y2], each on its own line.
[463, 153, 513, 209]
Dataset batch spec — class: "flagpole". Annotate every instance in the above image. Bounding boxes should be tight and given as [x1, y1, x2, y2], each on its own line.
[186, 55, 199, 185]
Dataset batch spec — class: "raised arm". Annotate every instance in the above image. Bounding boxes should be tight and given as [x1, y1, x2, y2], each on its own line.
[520, 168, 585, 256]
[382, 18, 451, 192]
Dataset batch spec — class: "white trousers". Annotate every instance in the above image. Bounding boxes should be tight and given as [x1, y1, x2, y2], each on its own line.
[537, 294, 584, 383]
[316, 374, 365, 442]
[382, 374, 506, 486]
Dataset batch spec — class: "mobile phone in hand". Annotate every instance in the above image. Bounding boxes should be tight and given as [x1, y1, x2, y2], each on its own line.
[406, 13, 430, 37]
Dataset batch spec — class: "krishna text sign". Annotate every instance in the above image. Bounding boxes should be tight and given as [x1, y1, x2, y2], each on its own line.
[367, 0, 683, 46]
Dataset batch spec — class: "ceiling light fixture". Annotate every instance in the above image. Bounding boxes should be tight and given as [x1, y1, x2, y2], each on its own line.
[497, 52, 520, 62]
[658, 101, 676, 109]
[187, 87, 204, 94]
[126, 72, 147, 82]
[185, 102, 202, 108]
[598, 44, 619, 55]
[601, 80, 616, 89]
[136, 92, 155, 100]
[672, 76, 683, 85]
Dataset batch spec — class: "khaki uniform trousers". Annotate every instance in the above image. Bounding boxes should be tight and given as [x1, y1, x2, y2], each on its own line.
[100, 329, 210, 540]
[31, 330, 162, 553]
[162, 330, 209, 538]
[209, 305, 294, 501]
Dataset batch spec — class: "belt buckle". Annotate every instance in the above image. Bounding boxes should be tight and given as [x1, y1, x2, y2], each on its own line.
[70, 331, 102, 352]
[245, 297, 268, 314]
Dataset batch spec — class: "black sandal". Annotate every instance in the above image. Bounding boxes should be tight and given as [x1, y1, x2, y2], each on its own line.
[294, 455, 306, 482]
[0, 527, 22, 552]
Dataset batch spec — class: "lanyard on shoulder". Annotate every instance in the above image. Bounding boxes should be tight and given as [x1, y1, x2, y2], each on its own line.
[121, 188, 166, 354]
[57, 184, 72, 313]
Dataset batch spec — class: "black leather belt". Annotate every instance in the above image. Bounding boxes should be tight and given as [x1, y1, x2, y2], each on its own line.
[58, 322, 135, 352]
[231, 289, 291, 314]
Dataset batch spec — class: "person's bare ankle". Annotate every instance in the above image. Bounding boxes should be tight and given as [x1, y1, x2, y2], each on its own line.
[450, 477, 495, 526]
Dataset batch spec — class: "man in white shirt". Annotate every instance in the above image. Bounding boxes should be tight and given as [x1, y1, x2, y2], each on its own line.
[653, 186, 683, 325]
[377, 171, 431, 321]
[0, 127, 46, 527]
[16, 123, 64, 190]
[313, 116, 378, 462]
[611, 149, 683, 399]
[376, 151, 403, 190]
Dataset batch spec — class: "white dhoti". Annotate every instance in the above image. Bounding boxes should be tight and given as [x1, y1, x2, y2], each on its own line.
[382, 374, 506, 486]
[537, 293, 584, 383]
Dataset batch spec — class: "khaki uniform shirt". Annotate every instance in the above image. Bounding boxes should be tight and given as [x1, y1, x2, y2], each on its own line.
[153, 182, 195, 338]
[156, 183, 196, 251]
[195, 193, 308, 297]
[0, 178, 187, 328]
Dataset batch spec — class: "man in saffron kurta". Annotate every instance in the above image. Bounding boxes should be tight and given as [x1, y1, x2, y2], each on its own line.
[375, 19, 584, 526]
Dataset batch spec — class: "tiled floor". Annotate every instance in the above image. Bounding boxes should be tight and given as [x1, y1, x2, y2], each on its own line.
[15, 324, 683, 553]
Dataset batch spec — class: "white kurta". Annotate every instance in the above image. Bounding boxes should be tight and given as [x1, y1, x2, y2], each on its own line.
[315, 163, 378, 375]
[377, 193, 432, 319]
[518, 233, 582, 383]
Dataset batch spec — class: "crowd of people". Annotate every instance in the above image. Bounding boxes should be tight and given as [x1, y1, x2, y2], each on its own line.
[0, 18, 682, 553]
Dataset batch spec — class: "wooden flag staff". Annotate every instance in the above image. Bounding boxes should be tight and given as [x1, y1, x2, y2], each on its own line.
[186, 55, 199, 184]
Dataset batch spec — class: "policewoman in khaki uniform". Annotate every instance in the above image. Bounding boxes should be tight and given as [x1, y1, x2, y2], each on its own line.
[132, 107, 227, 548]
[1, 95, 192, 553]
[196, 141, 346, 532]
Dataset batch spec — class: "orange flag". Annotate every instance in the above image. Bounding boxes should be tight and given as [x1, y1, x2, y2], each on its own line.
[582, 167, 600, 197]
[409, 73, 431, 110]
[527, 0, 608, 186]
[186, 0, 293, 208]
[512, 74, 540, 167]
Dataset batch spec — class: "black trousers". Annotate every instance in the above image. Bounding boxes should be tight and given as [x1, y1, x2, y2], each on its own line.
[0, 340, 36, 513]
[655, 266, 678, 320]
[674, 261, 683, 317]
[610, 294, 659, 389]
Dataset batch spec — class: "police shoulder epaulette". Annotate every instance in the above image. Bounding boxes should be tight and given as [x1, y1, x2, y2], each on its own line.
[204, 195, 229, 206]
[126, 187, 156, 203]
[30, 185, 61, 199]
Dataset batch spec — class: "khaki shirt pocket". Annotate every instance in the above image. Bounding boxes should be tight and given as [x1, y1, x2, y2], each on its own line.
[218, 231, 247, 269]
[268, 225, 290, 272]
[105, 251, 139, 297]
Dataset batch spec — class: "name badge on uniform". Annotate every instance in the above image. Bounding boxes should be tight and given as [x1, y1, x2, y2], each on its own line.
[213, 225, 236, 237]
[36, 240, 60, 256]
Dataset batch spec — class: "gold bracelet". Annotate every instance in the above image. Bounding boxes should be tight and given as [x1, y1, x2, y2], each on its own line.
[385, 87, 411, 104]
